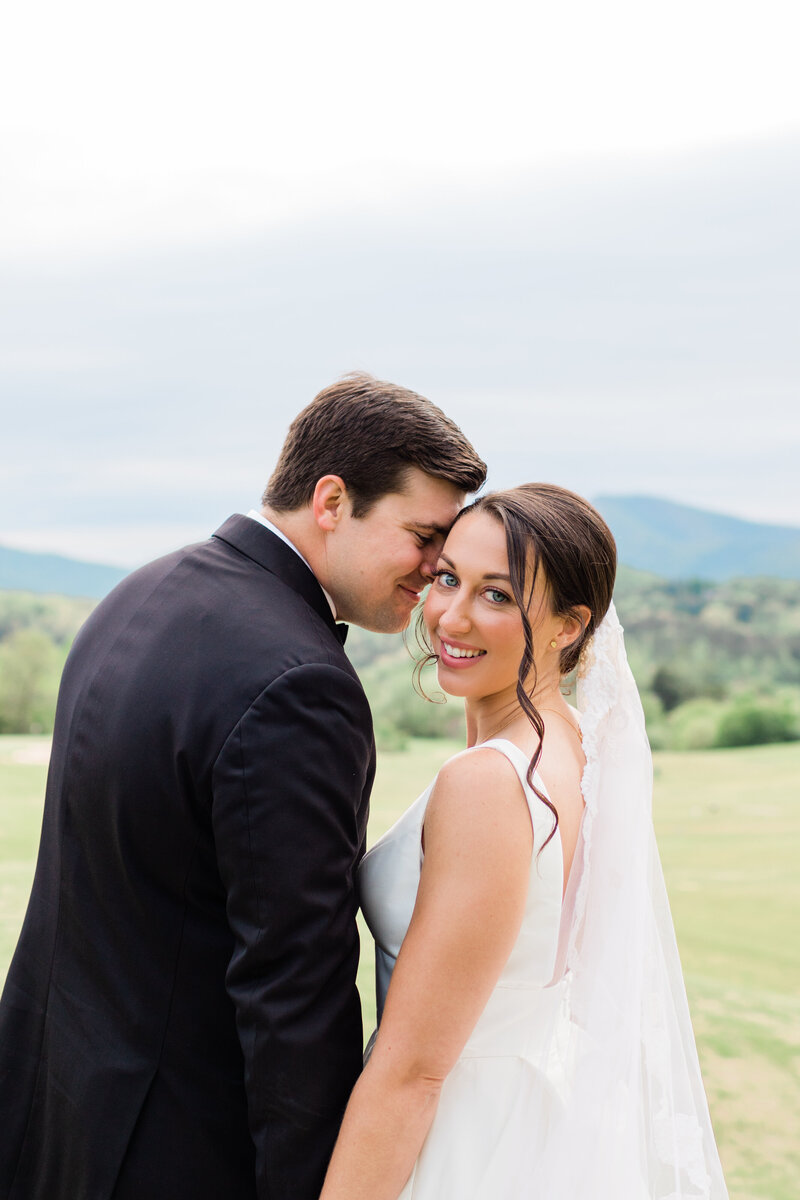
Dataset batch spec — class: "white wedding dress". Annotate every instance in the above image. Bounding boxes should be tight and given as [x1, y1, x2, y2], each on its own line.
[358, 607, 728, 1199]
[359, 737, 575, 1199]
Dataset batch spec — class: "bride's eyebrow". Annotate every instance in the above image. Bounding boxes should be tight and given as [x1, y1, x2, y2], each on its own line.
[439, 553, 511, 582]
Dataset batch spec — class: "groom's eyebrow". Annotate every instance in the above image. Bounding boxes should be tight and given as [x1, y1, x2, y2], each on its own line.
[409, 522, 450, 537]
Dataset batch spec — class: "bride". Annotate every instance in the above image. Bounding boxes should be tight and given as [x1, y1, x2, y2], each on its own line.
[320, 483, 728, 1200]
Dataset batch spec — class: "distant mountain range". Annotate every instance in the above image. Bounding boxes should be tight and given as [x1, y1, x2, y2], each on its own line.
[2, 497, 800, 597]
[0, 544, 128, 599]
[593, 496, 800, 581]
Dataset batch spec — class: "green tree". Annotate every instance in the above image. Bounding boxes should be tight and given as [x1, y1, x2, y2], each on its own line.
[0, 629, 60, 733]
[651, 665, 697, 713]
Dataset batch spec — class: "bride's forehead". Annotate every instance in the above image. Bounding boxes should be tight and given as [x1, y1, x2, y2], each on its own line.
[443, 510, 508, 561]
[443, 510, 547, 589]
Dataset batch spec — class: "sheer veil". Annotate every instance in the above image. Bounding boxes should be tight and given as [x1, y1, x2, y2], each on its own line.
[524, 602, 729, 1198]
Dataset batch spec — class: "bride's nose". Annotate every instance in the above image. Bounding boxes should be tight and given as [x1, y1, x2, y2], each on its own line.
[439, 596, 472, 635]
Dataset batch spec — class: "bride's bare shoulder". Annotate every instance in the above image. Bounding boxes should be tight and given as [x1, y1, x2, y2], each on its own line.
[424, 745, 533, 849]
[436, 742, 522, 789]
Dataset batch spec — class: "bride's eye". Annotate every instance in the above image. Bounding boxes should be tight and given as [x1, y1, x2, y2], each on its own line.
[433, 569, 458, 588]
[485, 587, 510, 604]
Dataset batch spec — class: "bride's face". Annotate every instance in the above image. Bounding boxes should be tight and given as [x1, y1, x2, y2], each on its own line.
[423, 509, 561, 701]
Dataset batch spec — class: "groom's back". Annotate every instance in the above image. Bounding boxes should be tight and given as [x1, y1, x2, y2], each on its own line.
[0, 527, 369, 1200]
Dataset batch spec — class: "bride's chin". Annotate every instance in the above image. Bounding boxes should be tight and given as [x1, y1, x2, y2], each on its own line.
[436, 666, 480, 699]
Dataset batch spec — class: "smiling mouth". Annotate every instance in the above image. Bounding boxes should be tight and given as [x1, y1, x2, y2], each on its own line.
[441, 641, 486, 660]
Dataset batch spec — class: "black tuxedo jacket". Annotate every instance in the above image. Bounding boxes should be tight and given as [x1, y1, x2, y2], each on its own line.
[0, 515, 375, 1200]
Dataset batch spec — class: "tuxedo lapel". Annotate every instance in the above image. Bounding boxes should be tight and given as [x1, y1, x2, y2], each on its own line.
[212, 514, 339, 641]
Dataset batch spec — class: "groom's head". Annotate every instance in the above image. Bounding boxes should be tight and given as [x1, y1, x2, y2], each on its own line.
[262, 373, 486, 632]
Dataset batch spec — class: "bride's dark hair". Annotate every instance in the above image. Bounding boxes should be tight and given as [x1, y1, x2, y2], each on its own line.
[416, 483, 617, 843]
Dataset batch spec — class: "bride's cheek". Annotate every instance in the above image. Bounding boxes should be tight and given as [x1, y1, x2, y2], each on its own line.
[422, 592, 439, 630]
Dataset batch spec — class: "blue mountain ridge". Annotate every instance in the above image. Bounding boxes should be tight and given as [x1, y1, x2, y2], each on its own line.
[0, 544, 128, 599]
[593, 496, 800, 582]
[2, 496, 799, 597]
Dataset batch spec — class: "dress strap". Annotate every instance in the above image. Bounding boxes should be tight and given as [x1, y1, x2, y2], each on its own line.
[471, 736, 533, 783]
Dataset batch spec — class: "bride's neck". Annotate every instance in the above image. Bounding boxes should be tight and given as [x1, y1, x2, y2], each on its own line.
[466, 676, 566, 747]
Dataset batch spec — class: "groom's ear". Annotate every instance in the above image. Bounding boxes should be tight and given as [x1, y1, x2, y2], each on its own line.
[312, 475, 349, 532]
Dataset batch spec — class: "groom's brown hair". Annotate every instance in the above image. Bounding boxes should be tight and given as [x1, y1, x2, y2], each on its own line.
[263, 372, 486, 517]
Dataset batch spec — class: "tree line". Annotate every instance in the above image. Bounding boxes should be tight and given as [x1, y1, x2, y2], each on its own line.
[1, 573, 799, 751]
[348, 569, 800, 751]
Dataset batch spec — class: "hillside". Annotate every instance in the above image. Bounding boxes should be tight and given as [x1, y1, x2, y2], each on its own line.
[0, 544, 128, 599]
[594, 495, 800, 581]
[4, 498, 800, 598]
[1, 574, 799, 749]
[347, 570, 800, 749]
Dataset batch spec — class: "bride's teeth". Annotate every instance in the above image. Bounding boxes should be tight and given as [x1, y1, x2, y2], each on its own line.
[443, 643, 484, 659]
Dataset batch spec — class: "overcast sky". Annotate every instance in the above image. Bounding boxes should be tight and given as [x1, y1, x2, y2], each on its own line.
[2, 0, 798, 565]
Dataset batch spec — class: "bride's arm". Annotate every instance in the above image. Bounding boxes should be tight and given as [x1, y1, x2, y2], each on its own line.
[319, 748, 533, 1200]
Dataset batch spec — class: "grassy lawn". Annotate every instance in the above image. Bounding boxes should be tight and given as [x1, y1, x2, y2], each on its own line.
[0, 737, 50, 976]
[649, 744, 800, 1200]
[1, 735, 798, 1199]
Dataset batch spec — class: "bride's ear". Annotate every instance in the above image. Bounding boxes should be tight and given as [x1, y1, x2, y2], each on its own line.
[558, 605, 591, 649]
[312, 475, 349, 532]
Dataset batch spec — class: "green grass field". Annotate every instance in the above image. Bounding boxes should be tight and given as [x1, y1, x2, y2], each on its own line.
[1, 736, 798, 1199]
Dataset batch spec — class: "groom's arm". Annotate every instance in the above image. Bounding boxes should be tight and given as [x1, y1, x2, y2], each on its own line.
[212, 662, 373, 1200]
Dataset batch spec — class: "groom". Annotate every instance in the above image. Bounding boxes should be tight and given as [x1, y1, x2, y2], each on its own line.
[0, 374, 486, 1200]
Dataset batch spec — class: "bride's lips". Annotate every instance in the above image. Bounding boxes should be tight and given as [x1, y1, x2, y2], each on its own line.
[437, 636, 487, 669]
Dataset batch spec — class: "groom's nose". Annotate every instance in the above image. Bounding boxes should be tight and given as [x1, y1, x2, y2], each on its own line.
[419, 538, 445, 579]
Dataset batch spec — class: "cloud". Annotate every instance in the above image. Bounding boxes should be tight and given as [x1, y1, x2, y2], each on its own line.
[2, 0, 799, 261]
[2, 135, 799, 562]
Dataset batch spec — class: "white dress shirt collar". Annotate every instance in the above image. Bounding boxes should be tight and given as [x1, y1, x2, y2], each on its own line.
[246, 509, 337, 620]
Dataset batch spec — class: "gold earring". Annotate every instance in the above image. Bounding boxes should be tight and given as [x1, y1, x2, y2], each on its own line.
[550, 639, 558, 649]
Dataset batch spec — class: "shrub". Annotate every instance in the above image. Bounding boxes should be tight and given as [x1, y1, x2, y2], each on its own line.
[715, 700, 799, 748]
[667, 698, 726, 751]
